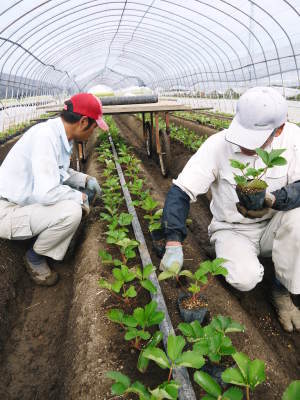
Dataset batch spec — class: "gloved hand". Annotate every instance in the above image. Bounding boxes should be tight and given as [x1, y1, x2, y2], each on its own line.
[159, 245, 183, 272]
[82, 193, 90, 217]
[86, 176, 101, 203]
[236, 192, 276, 219]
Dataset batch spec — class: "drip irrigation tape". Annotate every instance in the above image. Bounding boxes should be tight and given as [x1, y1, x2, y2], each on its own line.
[109, 135, 197, 400]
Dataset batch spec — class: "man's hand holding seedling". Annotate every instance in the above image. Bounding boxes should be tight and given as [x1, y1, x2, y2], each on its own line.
[236, 192, 276, 219]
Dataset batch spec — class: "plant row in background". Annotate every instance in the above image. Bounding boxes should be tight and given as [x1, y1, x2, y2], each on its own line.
[96, 116, 299, 400]
[0, 111, 57, 141]
[173, 111, 231, 131]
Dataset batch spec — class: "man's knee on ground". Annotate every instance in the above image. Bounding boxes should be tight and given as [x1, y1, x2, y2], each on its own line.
[224, 260, 263, 292]
[59, 200, 82, 227]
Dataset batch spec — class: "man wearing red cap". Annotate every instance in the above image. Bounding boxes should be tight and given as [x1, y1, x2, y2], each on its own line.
[0, 93, 108, 286]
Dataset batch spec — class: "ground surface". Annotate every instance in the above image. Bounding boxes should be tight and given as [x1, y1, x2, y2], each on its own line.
[0, 116, 298, 400]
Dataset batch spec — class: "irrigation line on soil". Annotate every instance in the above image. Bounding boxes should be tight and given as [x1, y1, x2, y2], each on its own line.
[108, 135, 197, 400]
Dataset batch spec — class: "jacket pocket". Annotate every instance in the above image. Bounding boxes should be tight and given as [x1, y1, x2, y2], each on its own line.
[10, 212, 32, 239]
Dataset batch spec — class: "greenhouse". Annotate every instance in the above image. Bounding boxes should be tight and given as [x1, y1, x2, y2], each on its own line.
[0, 1, 299, 400]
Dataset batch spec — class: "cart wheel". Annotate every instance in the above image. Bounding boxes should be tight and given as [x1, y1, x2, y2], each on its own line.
[158, 129, 171, 177]
[145, 121, 152, 157]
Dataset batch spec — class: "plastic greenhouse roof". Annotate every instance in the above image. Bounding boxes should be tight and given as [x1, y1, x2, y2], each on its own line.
[0, 0, 299, 96]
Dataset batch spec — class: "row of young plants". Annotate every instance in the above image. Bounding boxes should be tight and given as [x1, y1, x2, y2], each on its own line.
[0, 111, 57, 141]
[135, 113, 207, 152]
[96, 116, 299, 399]
[0, 120, 32, 140]
[173, 111, 231, 131]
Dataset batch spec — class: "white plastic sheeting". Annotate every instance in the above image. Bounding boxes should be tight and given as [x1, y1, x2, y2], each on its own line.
[0, 0, 299, 121]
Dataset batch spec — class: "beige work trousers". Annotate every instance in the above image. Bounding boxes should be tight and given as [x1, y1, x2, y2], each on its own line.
[210, 208, 300, 294]
[0, 199, 82, 260]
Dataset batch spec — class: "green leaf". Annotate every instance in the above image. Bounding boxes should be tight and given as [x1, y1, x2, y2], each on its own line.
[221, 367, 246, 387]
[137, 331, 163, 373]
[178, 322, 195, 338]
[143, 347, 171, 369]
[99, 250, 113, 263]
[107, 309, 124, 324]
[234, 175, 247, 187]
[194, 371, 221, 397]
[222, 387, 244, 400]
[123, 285, 137, 298]
[158, 270, 177, 281]
[111, 280, 123, 293]
[149, 222, 162, 232]
[118, 212, 133, 226]
[141, 279, 157, 294]
[98, 278, 111, 290]
[179, 270, 194, 279]
[130, 381, 151, 400]
[143, 264, 156, 279]
[245, 167, 260, 178]
[107, 371, 130, 393]
[210, 316, 245, 334]
[230, 159, 248, 170]
[268, 148, 286, 161]
[248, 359, 266, 390]
[123, 314, 139, 327]
[125, 328, 139, 341]
[233, 352, 250, 381]
[282, 380, 300, 400]
[256, 148, 269, 166]
[111, 382, 127, 395]
[270, 156, 287, 166]
[176, 350, 205, 369]
[150, 380, 180, 400]
[167, 335, 186, 362]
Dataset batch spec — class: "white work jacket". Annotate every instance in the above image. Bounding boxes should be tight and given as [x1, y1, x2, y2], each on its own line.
[173, 122, 300, 231]
[0, 117, 87, 206]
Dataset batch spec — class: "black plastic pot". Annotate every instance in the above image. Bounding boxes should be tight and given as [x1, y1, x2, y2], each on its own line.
[201, 362, 229, 389]
[236, 186, 266, 210]
[150, 229, 165, 259]
[177, 293, 209, 324]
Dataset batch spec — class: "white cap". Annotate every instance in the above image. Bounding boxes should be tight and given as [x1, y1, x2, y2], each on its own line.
[225, 87, 288, 150]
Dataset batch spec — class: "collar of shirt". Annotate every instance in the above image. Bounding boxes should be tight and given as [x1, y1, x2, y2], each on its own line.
[50, 117, 72, 155]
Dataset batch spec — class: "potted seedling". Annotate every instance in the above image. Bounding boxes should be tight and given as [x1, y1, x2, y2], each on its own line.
[230, 148, 287, 210]
[194, 371, 243, 400]
[178, 317, 244, 386]
[107, 371, 180, 400]
[221, 352, 266, 400]
[159, 258, 227, 324]
[143, 334, 205, 382]
[107, 300, 165, 349]
[98, 264, 137, 304]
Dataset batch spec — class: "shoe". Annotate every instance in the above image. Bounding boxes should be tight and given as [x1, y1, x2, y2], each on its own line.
[24, 251, 59, 286]
[272, 288, 300, 332]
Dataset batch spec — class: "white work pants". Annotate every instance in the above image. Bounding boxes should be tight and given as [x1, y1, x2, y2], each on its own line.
[0, 199, 82, 260]
[210, 209, 300, 294]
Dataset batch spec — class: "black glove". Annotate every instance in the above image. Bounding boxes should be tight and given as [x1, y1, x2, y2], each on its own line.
[236, 193, 275, 219]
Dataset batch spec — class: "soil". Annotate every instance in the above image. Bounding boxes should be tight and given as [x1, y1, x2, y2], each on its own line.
[181, 295, 208, 310]
[238, 184, 266, 194]
[0, 113, 298, 400]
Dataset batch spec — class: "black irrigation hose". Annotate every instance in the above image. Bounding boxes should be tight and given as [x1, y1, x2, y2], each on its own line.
[100, 95, 158, 106]
[108, 135, 197, 400]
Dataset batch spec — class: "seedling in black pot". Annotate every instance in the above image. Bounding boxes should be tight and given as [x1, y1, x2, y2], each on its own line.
[230, 148, 286, 211]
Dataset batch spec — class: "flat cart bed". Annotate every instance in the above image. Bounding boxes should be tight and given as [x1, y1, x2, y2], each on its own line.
[41, 100, 211, 175]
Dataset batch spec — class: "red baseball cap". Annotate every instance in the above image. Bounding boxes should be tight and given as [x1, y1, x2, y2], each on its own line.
[64, 93, 109, 131]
